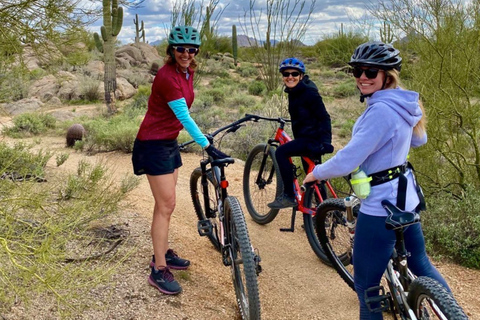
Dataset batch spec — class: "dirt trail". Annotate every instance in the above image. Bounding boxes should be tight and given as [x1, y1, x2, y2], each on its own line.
[5, 134, 480, 320]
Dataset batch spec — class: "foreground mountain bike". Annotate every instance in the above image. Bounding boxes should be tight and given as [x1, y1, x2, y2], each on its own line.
[316, 197, 468, 319]
[181, 115, 262, 320]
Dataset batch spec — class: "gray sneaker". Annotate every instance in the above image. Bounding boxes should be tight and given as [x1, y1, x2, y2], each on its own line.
[148, 266, 182, 295]
[267, 194, 297, 209]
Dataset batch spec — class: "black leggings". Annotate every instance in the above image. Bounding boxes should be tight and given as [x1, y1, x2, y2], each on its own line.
[275, 138, 325, 197]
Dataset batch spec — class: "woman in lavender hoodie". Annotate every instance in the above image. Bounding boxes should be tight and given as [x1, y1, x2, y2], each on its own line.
[304, 42, 451, 319]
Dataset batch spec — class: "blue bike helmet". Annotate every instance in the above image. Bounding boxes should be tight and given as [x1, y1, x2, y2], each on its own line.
[279, 57, 306, 74]
[349, 41, 402, 71]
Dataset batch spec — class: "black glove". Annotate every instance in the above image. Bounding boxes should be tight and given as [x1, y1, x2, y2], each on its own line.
[205, 145, 229, 159]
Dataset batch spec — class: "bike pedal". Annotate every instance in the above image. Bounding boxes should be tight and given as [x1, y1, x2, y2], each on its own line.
[254, 248, 262, 275]
[365, 286, 391, 313]
[222, 245, 231, 266]
[197, 219, 213, 237]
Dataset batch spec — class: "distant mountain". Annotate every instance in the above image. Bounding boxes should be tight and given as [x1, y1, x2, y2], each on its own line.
[147, 35, 305, 48]
[237, 34, 304, 47]
[150, 40, 163, 46]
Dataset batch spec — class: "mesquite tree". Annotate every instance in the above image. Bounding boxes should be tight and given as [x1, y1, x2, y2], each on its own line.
[94, 0, 123, 114]
[240, 0, 317, 92]
[371, 0, 480, 196]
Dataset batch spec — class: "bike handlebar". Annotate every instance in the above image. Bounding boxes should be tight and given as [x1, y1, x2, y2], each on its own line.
[245, 113, 291, 124]
[179, 114, 262, 149]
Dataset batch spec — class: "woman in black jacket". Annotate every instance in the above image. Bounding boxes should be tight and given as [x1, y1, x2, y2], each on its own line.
[268, 57, 333, 209]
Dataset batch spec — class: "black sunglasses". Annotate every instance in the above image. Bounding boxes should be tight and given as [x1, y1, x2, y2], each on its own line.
[352, 67, 381, 79]
[282, 71, 301, 78]
[173, 46, 198, 54]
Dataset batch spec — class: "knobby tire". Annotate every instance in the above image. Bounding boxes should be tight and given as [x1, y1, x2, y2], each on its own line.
[316, 198, 355, 290]
[225, 196, 261, 320]
[407, 276, 468, 319]
[243, 143, 282, 225]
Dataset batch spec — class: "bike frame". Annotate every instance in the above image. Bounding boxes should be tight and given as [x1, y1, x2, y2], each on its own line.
[199, 157, 231, 249]
[271, 121, 338, 215]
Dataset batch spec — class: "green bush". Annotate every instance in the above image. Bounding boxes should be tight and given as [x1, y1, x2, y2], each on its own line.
[237, 64, 258, 77]
[314, 32, 368, 68]
[204, 88, 226, 103]
[127, 84, 151, 110]
[248, 81, 266, 96]
[0, 142, 52, 178]
[78, 112, 143, 153]
[4, 113, 56, 137]
[332, 78, 358, 98]
[422, 186, 480, 269]
[0, 155, 138, 316]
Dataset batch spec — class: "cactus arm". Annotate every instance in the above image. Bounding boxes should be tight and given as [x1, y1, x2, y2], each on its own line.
[94, 33, 104, 53]
[100, 26, 107, 42]
[112, 7, 123, 36]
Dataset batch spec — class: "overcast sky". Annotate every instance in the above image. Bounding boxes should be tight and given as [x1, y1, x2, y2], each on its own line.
[89, 0, 378, 46]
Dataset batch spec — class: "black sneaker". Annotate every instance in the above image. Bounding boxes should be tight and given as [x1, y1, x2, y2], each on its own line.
[148, 266, 182, 295]
[150, 249, 191, 270]
[267, 194, 297, 209]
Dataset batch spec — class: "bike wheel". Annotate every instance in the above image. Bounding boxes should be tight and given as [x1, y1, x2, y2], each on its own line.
[316, 198, 355, 290]
[190, 167, 221, 251]
[407, 276, 468, 319]
[243, 143, 282, 224]
[302, 183, 331, 265]
[225, 196, 261, 320]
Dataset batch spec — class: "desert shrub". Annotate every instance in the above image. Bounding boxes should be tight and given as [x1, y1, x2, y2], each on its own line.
[127, 84, 151, 110]
[210, 77, 237, 88]
[422, 186, 480, 269]
[237, 63, 259, 77]
[314, 32, 368, 68]
[248, 81, 266, 96]
[226, 93, 257, 109]
[331, 78, 358, 98]
[78, 113, 142, 153]
[0, 156, 138, 316]
[0, 66, 30, 102]
[4, 113, 56, 137]
[29, 68, 47, 80]
[79, 76, 101, 102]
[0, 142, 51, 178]
[204, 88, 226, 104]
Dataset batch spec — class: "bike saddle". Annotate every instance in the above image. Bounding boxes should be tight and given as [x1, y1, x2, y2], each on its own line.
[381, 200, 420, 230]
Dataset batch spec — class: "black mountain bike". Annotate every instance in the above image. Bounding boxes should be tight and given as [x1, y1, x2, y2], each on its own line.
[181, 115, 262, 320]
[315, 197, 468, 319]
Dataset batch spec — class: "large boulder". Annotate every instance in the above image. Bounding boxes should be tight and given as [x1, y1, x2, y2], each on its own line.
[115, 43, 162, 69]
[28, 75, 60, 100]
[2, 98, 44, 116]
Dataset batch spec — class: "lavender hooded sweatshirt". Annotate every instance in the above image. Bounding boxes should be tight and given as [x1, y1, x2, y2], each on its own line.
[312, 87, 427, 216]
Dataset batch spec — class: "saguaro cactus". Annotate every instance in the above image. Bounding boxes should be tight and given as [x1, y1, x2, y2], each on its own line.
[232, 25, 238, 67]
[380, 21, 394, 44]
[93, 0, 123, 114]
[134, 14, 145, 44]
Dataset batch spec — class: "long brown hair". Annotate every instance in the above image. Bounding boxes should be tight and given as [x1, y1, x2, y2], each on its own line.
[164, 45, 198, 70]
[385, 69, 426, 137]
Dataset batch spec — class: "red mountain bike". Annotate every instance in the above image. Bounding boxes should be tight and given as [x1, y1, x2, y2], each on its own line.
[242, 114, 351, 265]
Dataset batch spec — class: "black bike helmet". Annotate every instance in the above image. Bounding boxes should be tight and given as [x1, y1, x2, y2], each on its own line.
[279, 57, 306, 73]
[349, 41, 402, 71]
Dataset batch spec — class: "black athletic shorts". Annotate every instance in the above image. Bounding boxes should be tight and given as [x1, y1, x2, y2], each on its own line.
[132, 139, 182, 176]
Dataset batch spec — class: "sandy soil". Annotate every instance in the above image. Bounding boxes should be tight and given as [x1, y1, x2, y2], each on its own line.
[4, 132, 479, 320]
